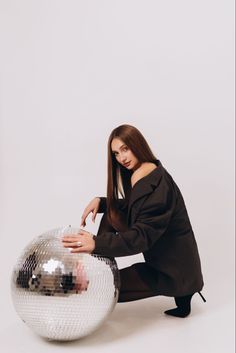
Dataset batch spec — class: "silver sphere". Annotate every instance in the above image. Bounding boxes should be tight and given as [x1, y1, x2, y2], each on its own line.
[10, 226, 120, 341]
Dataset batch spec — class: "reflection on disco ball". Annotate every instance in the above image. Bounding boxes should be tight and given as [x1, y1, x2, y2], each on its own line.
[10, 226, 120, 341]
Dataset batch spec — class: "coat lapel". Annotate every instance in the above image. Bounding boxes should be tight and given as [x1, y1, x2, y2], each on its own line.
[127, 159, 164, 225]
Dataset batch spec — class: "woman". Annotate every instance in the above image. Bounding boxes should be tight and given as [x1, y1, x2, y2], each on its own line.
[62, 124, 206, 318]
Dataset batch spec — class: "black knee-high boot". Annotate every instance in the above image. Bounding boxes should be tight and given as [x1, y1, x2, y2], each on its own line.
[164, 291, 206, 318]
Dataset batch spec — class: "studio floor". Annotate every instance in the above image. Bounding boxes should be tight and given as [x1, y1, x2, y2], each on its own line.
[0, 283, 234, 353]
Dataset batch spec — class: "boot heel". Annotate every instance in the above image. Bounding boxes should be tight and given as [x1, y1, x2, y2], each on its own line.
[198, 291, 206, 302]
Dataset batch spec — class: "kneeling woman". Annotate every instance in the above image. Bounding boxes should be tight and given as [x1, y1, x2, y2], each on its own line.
[62, 124, 206, 318]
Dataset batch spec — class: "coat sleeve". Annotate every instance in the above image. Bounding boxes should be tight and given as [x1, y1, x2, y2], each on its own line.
[96, 197, 107, 213]
[92, 183, 176, 257]
[96, 197, 127, 213]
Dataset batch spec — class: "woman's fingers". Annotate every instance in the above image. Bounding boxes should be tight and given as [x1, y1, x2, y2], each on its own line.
[80, 198, 100, 226]
[61, 232, 95, 254]
[62, 231, 87, 243]
[62, 235, 80, 241]
[62, 237, 79, 246]
[80, 214, 85, 227]
[80, 220, 86, 227]
[81, 209, 96, 226]
[80, 211, 88, 227]
[91, 210, 97, 223]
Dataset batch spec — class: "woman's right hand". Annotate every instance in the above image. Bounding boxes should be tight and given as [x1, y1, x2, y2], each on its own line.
[80, 197, 101, 227]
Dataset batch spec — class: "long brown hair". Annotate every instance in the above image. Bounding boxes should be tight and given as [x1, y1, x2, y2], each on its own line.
[106, 124, 158, 231]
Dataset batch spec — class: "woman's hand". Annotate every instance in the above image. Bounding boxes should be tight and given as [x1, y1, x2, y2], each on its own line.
[80, 197, 101, 227]
[62, 228, 95, 254]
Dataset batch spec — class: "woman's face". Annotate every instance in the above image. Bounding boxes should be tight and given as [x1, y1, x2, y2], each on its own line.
[111, 138, 140, 171]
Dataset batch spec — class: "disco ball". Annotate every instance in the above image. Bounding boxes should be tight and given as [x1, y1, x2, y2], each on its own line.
[10, 226, 120, 341]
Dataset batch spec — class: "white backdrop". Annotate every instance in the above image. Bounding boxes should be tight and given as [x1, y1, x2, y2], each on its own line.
[0, 1, 234, 352]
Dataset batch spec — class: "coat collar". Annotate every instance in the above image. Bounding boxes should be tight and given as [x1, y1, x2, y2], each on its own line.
[127, 159, 164, 222]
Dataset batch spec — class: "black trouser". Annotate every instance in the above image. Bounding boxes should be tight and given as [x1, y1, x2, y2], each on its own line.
[97, 212, 160, 303]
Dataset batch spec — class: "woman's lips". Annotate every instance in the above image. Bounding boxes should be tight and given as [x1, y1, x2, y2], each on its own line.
[124, 161, 131, 167]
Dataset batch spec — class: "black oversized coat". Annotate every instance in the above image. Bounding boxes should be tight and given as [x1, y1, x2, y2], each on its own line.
[91, 159, 204, 297]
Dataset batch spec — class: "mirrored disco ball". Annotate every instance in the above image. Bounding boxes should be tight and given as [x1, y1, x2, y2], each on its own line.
[10, 226, 120, 341]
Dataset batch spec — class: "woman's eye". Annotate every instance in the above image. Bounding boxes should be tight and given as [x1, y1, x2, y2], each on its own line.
[113, 147, 128, 156]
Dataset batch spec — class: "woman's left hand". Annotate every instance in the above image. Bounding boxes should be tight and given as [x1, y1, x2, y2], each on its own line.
[62, 228, 95, 254]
